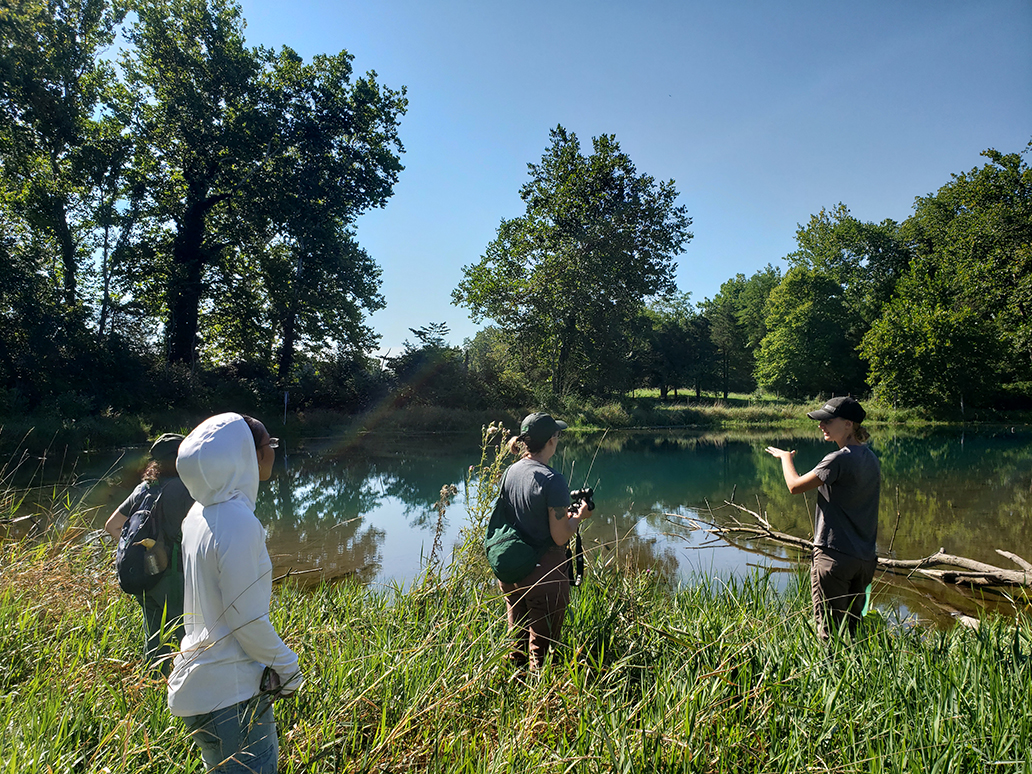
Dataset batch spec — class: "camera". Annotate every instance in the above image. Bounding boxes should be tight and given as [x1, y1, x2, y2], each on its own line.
[569, 487, 595, 511]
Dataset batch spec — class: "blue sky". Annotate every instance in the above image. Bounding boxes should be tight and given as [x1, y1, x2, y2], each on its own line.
[237, 0, 1031, 355]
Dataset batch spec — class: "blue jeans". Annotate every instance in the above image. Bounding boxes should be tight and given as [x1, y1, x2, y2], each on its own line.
[183, 694, 278, 773]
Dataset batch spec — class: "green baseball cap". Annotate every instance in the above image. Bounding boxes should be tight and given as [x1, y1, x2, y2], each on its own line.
[520, 412, 568, 447]
[150, 433, 184, 462]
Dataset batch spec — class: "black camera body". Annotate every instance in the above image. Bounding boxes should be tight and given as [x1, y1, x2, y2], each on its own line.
[569, 487, 595, 511]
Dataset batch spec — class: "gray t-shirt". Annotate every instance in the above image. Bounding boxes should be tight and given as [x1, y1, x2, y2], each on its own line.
[502, 458, 571, 547]
[813, 444, 881, 561]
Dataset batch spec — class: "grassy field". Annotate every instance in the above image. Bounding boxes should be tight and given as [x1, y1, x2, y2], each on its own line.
[5, 533, 1032, 772]
[4, 431, 1032, 773]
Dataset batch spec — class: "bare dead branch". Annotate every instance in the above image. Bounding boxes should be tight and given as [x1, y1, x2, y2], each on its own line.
[667, 499, 1032, 592]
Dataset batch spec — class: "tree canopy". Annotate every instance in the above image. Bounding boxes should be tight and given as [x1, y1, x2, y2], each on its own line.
[0, 0, 405, 412]
[860, 146, 1031, 411]
[453, 126, 692, 398]
[756, 265, 860, 399]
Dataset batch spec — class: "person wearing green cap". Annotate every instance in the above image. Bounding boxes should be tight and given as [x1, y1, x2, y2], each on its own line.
[106, 433, 194, 672]
[497, 412, 592, 669]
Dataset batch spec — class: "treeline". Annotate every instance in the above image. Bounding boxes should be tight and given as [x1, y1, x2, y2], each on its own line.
[2, 2, 1030, 422]
[453, 138, 1032, 417]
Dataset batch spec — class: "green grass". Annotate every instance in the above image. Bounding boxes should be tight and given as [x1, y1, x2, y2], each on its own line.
[5, 535, 1032, 772]
[5, 427, 1032, 772]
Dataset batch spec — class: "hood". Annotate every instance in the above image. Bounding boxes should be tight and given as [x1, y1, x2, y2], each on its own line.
[176, 413, 259, 509]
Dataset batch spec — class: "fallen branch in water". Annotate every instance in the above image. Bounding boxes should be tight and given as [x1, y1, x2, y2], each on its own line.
[668, 500, 1032, 591]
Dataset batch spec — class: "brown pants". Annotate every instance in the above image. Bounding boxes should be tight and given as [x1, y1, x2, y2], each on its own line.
[500, 546, 570, 669]
[811, 547, 877, 640]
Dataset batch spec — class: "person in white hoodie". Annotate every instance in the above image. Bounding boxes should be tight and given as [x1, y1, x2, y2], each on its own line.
[169, 412, 302, 773]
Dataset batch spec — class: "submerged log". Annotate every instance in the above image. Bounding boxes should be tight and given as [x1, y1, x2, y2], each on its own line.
[668, 500, 1032, 591]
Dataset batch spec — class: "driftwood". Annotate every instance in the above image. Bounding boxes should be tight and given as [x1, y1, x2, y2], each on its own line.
[668, 500, 1032, 592]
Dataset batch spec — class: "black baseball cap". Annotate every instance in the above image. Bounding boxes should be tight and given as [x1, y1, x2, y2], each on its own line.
[520, 412, 568, 446]
[807, 396, 866, 423]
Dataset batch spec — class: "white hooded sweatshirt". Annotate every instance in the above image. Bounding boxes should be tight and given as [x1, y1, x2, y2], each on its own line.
[167, 412, 302, 717]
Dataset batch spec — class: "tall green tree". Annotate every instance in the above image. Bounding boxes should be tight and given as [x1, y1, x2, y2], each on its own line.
[697, 266, 780, 398]
[757, 205, 906, 399]
[0, 0, 146, 407]
[463, 325, 534, 407]
[861, 145, 1030, 410]
[453, 126, 692, 397]
[756, 265, 860, 399]
[737, 264, 782, 351]
[122, 0, 405, 369]
[0, 0, 125, 309]
[861, 267, 998, 412]
[121, 0, 274, 364]
[902, 146, 1032, 377]
[226, 47, 405, 382]
[637, 292, 699, 399]
[702, 277, 754, 398]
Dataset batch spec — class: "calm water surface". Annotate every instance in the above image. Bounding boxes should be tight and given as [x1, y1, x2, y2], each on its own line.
[22, 426, 1032, 626]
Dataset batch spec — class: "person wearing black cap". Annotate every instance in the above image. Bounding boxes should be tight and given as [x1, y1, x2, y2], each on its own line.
[498, 412, 592, 668]
[106, 433, 194, 670]
[765, 397, 880, 640]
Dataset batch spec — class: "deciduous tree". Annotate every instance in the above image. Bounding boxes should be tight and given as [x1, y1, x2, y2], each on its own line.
[121, 0, 274, 364]
[228, 47, 405, 382]
[0, 0, 125, 309]
[756, 266, 861, 399]
[637, 292, 700, 400]
[454, 126, 692, 398]
[703, 277, 754, 398]
[861, 145, 1030, 410]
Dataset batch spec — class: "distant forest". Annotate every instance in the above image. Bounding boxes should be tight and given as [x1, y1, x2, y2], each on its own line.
[2, 0, 1030, 421]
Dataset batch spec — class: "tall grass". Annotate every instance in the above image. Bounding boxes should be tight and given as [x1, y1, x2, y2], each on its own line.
[3, 428, 1032, 772]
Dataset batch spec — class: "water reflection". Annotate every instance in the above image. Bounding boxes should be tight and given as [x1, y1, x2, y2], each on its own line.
[255, 427, 1032, 591]
[14, 425, 1032, 626]
[255, 440, 478, 583]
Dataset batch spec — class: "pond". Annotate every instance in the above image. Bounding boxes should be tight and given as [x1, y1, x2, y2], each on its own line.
[12, 425, 1032, 627]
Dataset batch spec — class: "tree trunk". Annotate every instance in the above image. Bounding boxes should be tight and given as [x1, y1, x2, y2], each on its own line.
[278, 311, 296, 384]
[277, 252, 304, 384]
[722, 351, 729, 400]
[165, 190, 231, 364]
[553, 314, 577, 395]
[166, 202, 207, 364]
[51, 197, 77, 307]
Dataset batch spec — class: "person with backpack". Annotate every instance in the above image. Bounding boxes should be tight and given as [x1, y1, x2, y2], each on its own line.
[495, 413, 592, 670]
[105, 432, 193, 673]
[168, 413, 302, 774]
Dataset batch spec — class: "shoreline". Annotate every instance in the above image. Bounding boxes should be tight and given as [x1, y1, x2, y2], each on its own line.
[4, 399, 1031, 457]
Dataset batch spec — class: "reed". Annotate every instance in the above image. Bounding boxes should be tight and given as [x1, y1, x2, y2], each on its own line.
[3, 435, 1032, 772]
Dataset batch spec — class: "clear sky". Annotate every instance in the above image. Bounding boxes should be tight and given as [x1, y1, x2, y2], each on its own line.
[236, 0, 1031, 356]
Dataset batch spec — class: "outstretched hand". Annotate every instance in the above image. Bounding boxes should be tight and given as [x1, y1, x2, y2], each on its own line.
[764, 446, 795, 461]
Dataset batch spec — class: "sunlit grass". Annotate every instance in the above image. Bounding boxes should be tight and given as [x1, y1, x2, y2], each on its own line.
[4, 429, 1032, 772]
[6, 532, 1032, 773]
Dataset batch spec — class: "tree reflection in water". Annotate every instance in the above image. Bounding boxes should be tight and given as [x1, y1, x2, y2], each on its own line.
[205, 427, 1032, 622]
